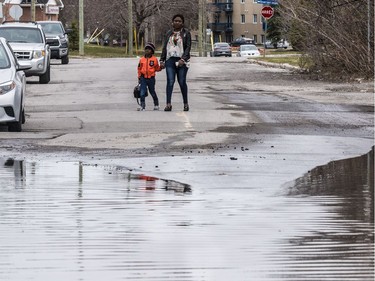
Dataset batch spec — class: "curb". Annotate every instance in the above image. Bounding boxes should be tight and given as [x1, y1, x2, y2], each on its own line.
[247, 59, 308, 73]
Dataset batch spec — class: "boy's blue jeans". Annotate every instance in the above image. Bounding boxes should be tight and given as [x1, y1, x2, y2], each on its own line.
[140, 76, 159, 108]
[165, 57, 188, 104]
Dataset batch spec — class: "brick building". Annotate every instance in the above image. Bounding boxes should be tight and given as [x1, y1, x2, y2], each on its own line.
[208, 0, 266, 44]
[0, 0, 64, 22]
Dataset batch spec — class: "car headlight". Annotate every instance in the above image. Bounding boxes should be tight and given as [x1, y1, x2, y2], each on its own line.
[0, 81, 16, 95]
[33, 50, 46, 59]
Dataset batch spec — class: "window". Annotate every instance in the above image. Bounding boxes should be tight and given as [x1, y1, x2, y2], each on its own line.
[253, 35, 257, 43]
[227, 15, 232, 24]
[253, 14, 257, 23]
[241, 14, 245, 23]
[241, 0, 245, 3]
[253, 0, 257, 2]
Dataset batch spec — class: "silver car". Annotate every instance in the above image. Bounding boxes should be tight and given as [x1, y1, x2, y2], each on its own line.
[0, 37, 31, 132]
[0, 22, 51, 84]
[212, 42, 232, 57]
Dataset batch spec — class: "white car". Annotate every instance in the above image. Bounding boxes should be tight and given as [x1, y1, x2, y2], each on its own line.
[237, 44, 261, 58]
[0, 37, 31, 132]
[265, 40, 289, 49]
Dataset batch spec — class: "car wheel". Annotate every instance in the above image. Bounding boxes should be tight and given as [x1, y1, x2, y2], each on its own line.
[39, 64, 50, 84]
[61, 55, 69, 65]
[8, 107, 22, 132]
[22, 108, 25, 124]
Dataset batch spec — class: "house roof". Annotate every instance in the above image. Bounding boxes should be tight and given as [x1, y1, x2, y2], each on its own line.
[20, 0, 49, 4]
[16, 0, 64, 7]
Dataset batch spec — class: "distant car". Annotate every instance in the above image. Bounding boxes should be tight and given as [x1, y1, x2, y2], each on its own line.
[37, 21, 71, 64]
[230, 37, 255, 48]
[211, 42, 232, 57]
[0, 21, 51, 84]
[237, 44, 261, 58]
[0, 37, 31, 132]
[265, 39, 289, 49]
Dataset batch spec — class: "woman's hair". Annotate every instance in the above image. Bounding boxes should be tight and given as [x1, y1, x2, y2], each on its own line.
[172, 14, 185, 24]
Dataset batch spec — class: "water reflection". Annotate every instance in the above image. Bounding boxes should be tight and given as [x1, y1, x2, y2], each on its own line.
[286, 147, 374, 222]
[280, 147, 374, 280]
[0, 158, 26, 188]
[0, 150, 373, 281]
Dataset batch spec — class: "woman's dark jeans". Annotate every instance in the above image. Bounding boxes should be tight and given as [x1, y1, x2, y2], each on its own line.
[165, 57, 188, 104]
[140, 76, 159, 108]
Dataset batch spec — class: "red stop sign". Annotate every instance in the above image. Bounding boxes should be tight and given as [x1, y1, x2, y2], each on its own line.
[261, 6, 274, 20]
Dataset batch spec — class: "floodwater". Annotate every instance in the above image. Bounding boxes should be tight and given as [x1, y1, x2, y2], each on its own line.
[0, 149, 373, 281]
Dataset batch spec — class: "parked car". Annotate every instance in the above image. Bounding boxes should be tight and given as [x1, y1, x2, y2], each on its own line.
[0, 21, 51, 84]
[237, 44, 261, 58]
[230, 37, 255, 48]
[37, 21, 71, 64]
[0, 37, 31, 132]
[211, 42, 232, 57]
[265, 39, 290, 49]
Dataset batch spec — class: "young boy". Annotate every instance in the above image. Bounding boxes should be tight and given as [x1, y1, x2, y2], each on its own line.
[137, 42, 161, 111]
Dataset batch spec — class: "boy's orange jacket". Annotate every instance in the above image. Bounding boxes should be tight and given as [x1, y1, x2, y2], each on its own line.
[138, 56, 161, 79]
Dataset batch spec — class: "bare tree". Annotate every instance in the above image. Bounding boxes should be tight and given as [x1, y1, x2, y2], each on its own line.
[60, 0, 199, 47]
[280, 0, 374, 79]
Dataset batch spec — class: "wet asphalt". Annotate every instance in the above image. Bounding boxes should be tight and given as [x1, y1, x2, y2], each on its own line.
[0, 57, 373, 280]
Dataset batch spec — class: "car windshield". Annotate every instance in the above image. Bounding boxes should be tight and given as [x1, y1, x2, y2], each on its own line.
[0, 43, 10, 69]
[0, 27, 43, 43]
[215, 43, 229, 47]
[39, 23, 64, 35]
[241, 45, 257, 51]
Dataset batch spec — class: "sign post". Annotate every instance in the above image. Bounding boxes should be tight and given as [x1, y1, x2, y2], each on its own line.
[9, 5, 23, 21]
[261, 6, 274, 57]
[257, 0, 278, 5]
[261, 6, 274, 20]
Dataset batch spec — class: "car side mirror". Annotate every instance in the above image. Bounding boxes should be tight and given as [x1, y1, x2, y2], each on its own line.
[16, 61, 32, 71]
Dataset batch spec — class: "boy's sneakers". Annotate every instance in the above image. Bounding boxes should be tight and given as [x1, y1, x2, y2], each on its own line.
[137, 105, 158, 111]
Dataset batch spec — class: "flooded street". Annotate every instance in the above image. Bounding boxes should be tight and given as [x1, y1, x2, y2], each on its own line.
[1, 148, 373, 281]
[0, 58, 373, 280]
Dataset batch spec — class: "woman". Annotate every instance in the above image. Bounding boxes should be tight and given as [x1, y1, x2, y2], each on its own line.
[160, 14, 191, 112]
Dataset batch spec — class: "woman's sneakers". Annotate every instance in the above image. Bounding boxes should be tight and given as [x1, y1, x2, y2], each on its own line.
[164, 104, 189, 111]
[164, 104, 172, 111]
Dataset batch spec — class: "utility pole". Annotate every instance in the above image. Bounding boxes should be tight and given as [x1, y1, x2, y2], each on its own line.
[368, 0, 372, 63]
[198, 0, 203, 56]
[128, 0, 133, 56]
[202, 1, 207, 57]
[31, 0, 35, 21]
[79, 0, 84, 56]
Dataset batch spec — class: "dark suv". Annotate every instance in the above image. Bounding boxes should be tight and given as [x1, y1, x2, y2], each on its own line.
[37, 21, 70, 64]
[230, 37, 255, 48]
